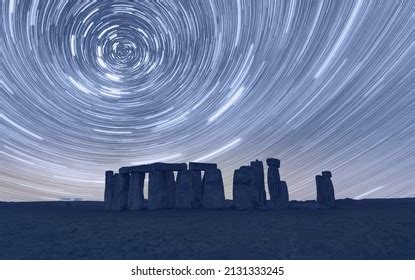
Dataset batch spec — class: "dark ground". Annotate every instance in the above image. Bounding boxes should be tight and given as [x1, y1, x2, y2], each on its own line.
[0, 198, 414, 259]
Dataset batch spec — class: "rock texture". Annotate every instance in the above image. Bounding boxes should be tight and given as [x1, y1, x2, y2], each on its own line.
[111, 173, 129, 211]
[104, 171, 115, 210]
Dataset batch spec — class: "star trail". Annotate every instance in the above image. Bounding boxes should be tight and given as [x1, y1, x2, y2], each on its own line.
[1, 0, 414, 201]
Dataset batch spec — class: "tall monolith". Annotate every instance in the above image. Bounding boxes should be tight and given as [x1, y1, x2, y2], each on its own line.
[148, 170, 164, 209]
[175, 170, 193, 209]
[202, 168, 226, 209]
[104, 170, 115, 210]
[249, 160, 266, 208]
[112, 173, 129, 210]
[127, 172, 145, 210]
[191, 170, 203, 208]
[163, 170, 176, 209]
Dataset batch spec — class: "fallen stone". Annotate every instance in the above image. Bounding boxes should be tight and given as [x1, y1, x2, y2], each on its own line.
[111, 173, 129, 211]
[127, 172, 145, 210]
[202, 168, 226, 209]
[104, 171, 115, 210]
[175, 170, 193, 209]
[189, 162, 217, 171]
[266, 158, 281, 167]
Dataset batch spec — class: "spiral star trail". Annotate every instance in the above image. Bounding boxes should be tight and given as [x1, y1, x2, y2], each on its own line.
[1, 0, 414, 201]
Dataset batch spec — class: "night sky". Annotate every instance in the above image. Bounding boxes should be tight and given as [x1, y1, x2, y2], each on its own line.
[1, 0, 414, 201]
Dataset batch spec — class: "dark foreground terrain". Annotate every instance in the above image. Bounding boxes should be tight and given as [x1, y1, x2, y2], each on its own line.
[0, 198, 414, 259]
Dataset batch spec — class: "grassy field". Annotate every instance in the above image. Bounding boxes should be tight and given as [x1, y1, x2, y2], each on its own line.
[0, 198, 414, 259]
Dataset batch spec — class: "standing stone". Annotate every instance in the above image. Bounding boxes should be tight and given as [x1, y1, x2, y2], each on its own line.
[189, 162, 217, 171]
[316, 171, 335, 208]
[112, 173, 129, 211]
[267, 165, 281, 203]
[163, 171, 176, 209]
[202, 168, 226, 209]
[175, 170, 193, 209]
[148, 170, 164, 209]
[191, 170, 203, 208]
[104, 171, 115, 210]
[274, 181, 289, 209]
[127, 172, 145, 210]
[233, 168, 255, 209]
[250, 160, 266, 208]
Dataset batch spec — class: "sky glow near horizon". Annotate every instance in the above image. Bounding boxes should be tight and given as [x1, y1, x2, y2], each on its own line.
[1, 0, 414, 201]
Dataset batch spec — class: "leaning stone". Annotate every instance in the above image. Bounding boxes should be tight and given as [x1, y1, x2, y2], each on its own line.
[250, 160, 266, 208]
[266, 158, 281, 167]
[104, 171, 115, 210]
[163, 171, 176, 208]
[127, 173, 145, 210]
[175, 170, 193, 209]
[189, 162, 217, 171]
[202, 168, 226, 209]
[191, 170, 203, 208]
[112, 173, 129, 211]
[151, 162, 187, 171]
[316, 175, 335, 208]
[148, 171, 165, 209]
[233, 168, 255, 209]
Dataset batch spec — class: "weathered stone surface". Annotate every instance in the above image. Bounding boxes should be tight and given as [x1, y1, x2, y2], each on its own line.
[148, 171, 164, 209]
[163, 171, 176, 209]
[151, 162, 187, 171]
[322, 171, 332, 178]
[111, 173, 129, 211]
[250, 160, 266, 208]
[267, 165, 281, 201]
[202, 168, 226, 209]
[191, 170, 203, 208]
[104, 171, 115, 210]
[189, 162, 217, 171]
[119, 164, 152, 174]
[316, 175, 335, 208]
[233, 168, 255, 209]
[127, 172, 145, 210]
[175, 170, 193, 209]
[266, 158, 281, 167]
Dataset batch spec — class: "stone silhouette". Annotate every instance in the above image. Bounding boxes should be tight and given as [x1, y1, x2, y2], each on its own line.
[267, 158, 289, 209]
[189, 162, 217, 208]
[127, 172, 145, 210]
[112, 173, 129, 210]
[104, 160, 335, 211]
[104, 170, 115, 210]
[316, 171, 335, 208]
[233, 167, 256, 209]
[202, 168, 226, 209]
[250, 160, 266, 208]
[175, 170, 193, 209]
